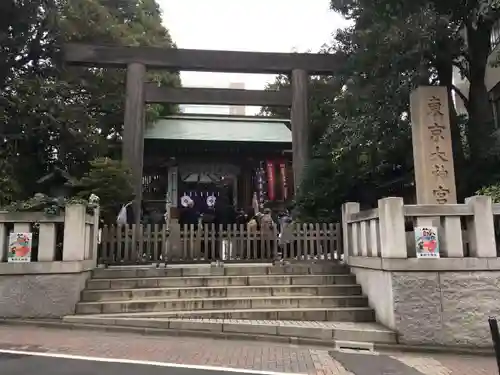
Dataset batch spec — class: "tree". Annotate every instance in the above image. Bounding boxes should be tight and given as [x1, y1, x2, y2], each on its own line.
[72, 157, 134, 222]
[59, 0, 180, 150]
[263, 0, 500, 221]
[0, 155, 21, 207]
[1, 0, 180, 200]
[329, 0, 500, 188]
[261, 75, 342, 146]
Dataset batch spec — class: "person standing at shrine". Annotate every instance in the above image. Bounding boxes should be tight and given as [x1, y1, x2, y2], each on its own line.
[278, 209, 293, 261]
[260, 208, 277, 260]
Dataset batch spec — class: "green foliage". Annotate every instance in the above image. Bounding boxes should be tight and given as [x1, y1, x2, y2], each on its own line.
[72, 157, 134, 222]
[2, 193, 96, 216]
[1, 0, 180, 201]
[0, 173, 21, 207]
[477, 184, 500, 203]
[0, 152, 21, 206]
[263, 0, 500, 221]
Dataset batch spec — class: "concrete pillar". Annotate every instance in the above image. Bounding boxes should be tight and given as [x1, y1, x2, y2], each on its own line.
[91, 206, 100, 265]
[13, 223, 30, 233]
[123, 62, 146, 225]
[465, 196, 497, 258]
[38, 223, 57, 261]
[63, 204, 87, 261]
[378, 197, 407, 258]
[291, 69, 309, 193]
[410, 86, 457, 204]
[341, 202, 360, 263]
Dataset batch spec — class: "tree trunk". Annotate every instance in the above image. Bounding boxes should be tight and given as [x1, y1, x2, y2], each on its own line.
[466, 21, 496, 169]
[436, 59, 466, 198]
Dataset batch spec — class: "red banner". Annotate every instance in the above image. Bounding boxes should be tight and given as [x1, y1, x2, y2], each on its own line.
[266, 161, 275, 201]
[279, 162, 287, 200]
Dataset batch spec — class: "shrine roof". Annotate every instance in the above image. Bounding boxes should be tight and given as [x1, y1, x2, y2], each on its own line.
[145, 115, 292, 143]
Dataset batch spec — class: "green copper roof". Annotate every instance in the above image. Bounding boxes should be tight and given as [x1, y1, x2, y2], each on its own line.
[145, 115, 292, 143]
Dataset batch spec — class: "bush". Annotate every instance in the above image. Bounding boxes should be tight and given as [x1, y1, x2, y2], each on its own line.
[3, 193, 95, 215]
[476, 183, 500, 203]
[294, 158, 343, 222]
[72, 157, 134, 222]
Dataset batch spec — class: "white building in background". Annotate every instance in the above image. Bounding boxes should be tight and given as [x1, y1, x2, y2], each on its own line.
[228, 82, 246, 116]
[453, 19, 500, 123]
[180, 82, 247, 116]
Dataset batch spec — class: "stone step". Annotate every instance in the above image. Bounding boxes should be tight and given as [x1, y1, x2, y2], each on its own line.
[75, 295, 369, 314]
[71, 306, 375, 321]
[91, 263, 349, 279]
[81, 284, 363, 302]
[62, 316, 395, 344]
[86, 274, 357, 290]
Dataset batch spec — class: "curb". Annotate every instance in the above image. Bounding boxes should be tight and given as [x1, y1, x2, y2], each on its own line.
[0, 319, 494, 356]
[0, 318, 319, 346]
[373, 342, 494, 357]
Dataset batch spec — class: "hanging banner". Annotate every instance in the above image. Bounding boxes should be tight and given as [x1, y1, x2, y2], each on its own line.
[266, 161, 275, 201]
[279, 161, 287, 200]
[257, 166, 265, 209]
[8, 232, 33, 263]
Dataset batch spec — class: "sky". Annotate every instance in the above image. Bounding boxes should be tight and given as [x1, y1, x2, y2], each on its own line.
[158, 0, 350, 114]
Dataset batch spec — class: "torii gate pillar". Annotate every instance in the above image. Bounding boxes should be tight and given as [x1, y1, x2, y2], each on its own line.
[291, 69, 310, 193]
[123, 62, 146, 225]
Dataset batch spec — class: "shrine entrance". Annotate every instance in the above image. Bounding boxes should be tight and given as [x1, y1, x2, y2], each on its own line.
[63, 43, 343, 224]
[178, 162, 239, 211]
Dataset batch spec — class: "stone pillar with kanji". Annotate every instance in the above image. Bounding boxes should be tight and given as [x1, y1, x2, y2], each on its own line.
[410, 86, 459, 234]
[410, 86, 457, 205]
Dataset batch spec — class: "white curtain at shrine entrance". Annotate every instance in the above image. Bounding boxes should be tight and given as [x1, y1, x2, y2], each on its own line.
[168, 162, 241, 208]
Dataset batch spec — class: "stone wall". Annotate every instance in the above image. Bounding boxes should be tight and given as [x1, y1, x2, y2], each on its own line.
[392, 271, 500, 347]
[350, 267, 396, 330]
[0, 261, 93, 318]
[349, 257, 500, 348]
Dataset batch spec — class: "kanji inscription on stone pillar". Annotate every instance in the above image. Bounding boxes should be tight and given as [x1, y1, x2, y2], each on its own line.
[410, 86, 457, 204]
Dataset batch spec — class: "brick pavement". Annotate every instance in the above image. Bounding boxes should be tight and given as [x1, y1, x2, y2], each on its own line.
[0, 325, 496, 375]
[0, 325, 315, 373]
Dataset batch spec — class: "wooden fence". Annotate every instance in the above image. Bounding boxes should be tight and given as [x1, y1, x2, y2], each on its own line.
[99, 223, 341, 265]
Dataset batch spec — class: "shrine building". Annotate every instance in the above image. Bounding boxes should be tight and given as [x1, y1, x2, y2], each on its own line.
[142, 114, 293, 218]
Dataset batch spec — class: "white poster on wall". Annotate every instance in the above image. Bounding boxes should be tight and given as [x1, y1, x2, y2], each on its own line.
[8, 232, 33, 262]
[414, 226, 440, 258]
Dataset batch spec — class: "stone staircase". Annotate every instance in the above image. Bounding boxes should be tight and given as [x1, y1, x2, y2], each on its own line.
[63, 263, 397, 346]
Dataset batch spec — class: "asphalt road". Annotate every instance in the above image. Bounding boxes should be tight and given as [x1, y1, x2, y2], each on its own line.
[0, 351, 284, 375]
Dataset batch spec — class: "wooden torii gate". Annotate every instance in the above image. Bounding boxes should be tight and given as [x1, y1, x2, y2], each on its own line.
[63, 43, 342, 224]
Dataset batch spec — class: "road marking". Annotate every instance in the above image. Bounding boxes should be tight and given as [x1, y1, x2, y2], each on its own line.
[0, 349, 303, 375]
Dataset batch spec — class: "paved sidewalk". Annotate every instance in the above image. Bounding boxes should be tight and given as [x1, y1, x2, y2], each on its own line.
[0, 325, 496, 375]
